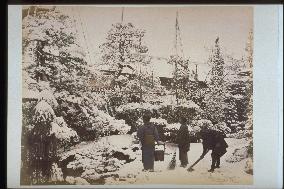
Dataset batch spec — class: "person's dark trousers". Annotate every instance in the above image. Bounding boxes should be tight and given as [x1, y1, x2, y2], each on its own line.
[210, 153, 222, 171]
[179, 148, 189, 167]
[211, 154, 218, 170]
[211, 151, 226, 171]
[216, 157, 220, 167]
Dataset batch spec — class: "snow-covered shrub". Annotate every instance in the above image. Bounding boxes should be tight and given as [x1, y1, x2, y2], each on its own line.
[229, 122, 246, 133]
[116, 102, 160, 113]
[92, 94, 107, 110]
[213, 122, 231, 134]
[191, 120, 231, 142]
[164, 123, 181, 131]
[33, 100, 55, 123]
[107, 119, 131, 135]
[115, 102, 160, 132]
[191, 119, 213, 131]
[116, 101, 201, 133]
[176, 100, 200, 110]
[65, 101, 131, 140]
[38, 89, 58, 109]
[54, 90, 71, 102]
[227, 130, 252, 139]
[225, 78, 252, 130]
[162, 122, 196, 142]
[142, 92, 168, 104]
[91, 108, 131, 136]
[162, 123, 181, 142]
[159, 102, 200, 124]
[38, 81, 51, 91]
[50, 117, 79, 148]
[191, 120, 231, 135]
[150, 118, 168, 126]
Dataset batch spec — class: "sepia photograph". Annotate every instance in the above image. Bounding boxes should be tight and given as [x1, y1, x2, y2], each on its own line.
[20, 5, 254, 185]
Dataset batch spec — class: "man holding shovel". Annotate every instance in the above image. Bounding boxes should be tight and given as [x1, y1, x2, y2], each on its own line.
[188, 126, 228, 173]
[187, 126, 216, 172]
[208, 131, 228, 172]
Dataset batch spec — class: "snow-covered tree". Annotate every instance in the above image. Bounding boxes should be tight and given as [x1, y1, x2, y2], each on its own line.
[223, 30, 253, 131]
[24, 83, 58, 184]
[209, 37, 225, 86]
[100, 22, 150, 76]
[22, 7, 120, 144]
[99, 22, 154, 100]
[168, 55, 190, 102]
[203, 37, 227, 123]
[22, 8, 93, 95]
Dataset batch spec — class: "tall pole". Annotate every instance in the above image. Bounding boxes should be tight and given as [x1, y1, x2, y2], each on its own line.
[175, 11, 179, 105]
[78, 9, 92, 65]
[175, 11, 178, 56]
[175, 61, 178, 105]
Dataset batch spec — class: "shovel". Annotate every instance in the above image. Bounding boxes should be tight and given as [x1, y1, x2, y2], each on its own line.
[187, 150, 209, 172]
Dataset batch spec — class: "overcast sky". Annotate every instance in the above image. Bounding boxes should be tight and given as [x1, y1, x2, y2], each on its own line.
[56, 6, 253, 80]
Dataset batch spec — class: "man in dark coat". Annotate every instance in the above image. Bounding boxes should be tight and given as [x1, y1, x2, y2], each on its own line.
[176, 116, 190, 167]
[198, 127, 228, 172]
[199, 127, 216, 159]
[137, 113, 161, 171]
[208, 131, 228, 172]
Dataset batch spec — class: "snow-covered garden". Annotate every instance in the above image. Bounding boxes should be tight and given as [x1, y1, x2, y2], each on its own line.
[21, 6, 253, 185]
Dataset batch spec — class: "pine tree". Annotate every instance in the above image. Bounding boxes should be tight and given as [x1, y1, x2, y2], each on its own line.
[167, 55, 190, 104]
[22, 8, 93, 96]
[100, 22, 152, 101]
[209, 37, 225, 86]
[100, 22, 149, 74]
[26, 82, 57, 184]
[203, 37, 227, 123]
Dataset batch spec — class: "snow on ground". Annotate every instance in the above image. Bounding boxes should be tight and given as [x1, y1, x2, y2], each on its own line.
[106, 137, 252, 185]
[60, 135, 253, 185]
